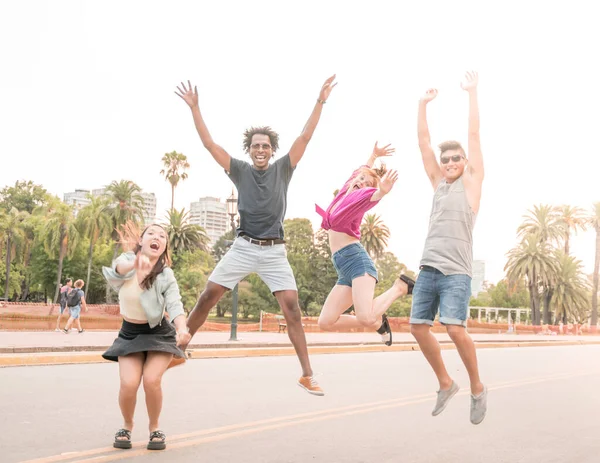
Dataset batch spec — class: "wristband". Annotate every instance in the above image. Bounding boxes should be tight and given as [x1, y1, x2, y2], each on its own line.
[317, 99, 326, 104]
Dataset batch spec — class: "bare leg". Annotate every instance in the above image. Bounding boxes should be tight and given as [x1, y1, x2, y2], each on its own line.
[117, 352, 144, 438]
[183, 282, 228, 349]
[274, 290, 312, 377]
[446, 325, 483, 395]
[76, 318, 83, 331]
[410, 324, 453, 390]
[318, 285, 356, 330]
[64, 315, 75, 332]
[142, 352, 173, 435]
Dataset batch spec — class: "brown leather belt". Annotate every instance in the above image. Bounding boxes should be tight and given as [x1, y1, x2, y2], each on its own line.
[240, 235, 286, 246]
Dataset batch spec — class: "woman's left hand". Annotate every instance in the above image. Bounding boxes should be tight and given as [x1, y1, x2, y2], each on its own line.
[379, 169, 399, 194]
[176, 330, 191, 348]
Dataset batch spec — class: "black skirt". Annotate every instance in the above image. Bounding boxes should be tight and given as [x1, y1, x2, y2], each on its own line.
[102, 318, 184, 362]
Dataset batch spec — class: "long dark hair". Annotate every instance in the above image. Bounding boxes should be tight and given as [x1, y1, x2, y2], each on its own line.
[118, 222, 172, 290]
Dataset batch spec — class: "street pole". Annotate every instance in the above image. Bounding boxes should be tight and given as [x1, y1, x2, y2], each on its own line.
[229, 283, 239, 341]
[226, 199, 239, 342]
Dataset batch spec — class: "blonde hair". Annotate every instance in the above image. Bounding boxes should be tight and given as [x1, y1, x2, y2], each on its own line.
[74, 279, 84, 288]
[355, 163, 388, 188]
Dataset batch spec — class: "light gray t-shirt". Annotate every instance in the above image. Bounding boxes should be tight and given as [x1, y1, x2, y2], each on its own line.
[227, 154, 295, 240]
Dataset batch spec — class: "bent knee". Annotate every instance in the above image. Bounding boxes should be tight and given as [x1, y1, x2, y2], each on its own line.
[318, 316, 335, 331]
[355, 311, 377, 327]
[411, 324, 430, 337]
[446, 325, 466, 339]
[120, 378, 141, 392]
[142, 375, 163, 390]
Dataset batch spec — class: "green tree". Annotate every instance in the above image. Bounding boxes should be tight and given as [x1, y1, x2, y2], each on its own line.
[589, 202, 600, 328]
[171, 248, 214, 312]
[360, 213, 390, 260]
[212, 229, 236, 262]
[38, 200, 80, 302]
[77, 195, 112, 297]
[0, 207, 29, 300]
[105, 180, 145, 258]
[160, 151, 190, 211]
[556, 205, 588, 255]
[517, 204, 562, 324]
[552, 251, 591, 324]
[505, 233, 558, 326]
[165, 208, 210, 256]
[0, 181, 48, 214]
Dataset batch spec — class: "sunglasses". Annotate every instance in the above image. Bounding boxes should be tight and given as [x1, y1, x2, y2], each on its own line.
[250, 143, 272, 151]
[440, 154, 464, 164]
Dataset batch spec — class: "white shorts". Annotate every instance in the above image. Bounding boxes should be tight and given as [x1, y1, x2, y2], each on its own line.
[209, 237, 297, 293]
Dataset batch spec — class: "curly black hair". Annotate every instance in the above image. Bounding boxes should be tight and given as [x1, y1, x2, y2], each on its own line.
[242, 126, 280, 153]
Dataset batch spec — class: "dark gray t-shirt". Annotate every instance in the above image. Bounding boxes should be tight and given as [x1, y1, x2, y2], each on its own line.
[227, 154, 295, 239]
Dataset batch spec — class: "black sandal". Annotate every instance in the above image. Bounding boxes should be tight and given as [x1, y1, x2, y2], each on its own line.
[399, 274, 415, 295]
[377, 314, 393, 346]
[147, 430, 166, 450]
[113, 428, 132, 449]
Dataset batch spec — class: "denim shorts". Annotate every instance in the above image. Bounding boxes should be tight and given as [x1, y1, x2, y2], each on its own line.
[410, 266, 471, 327]
[332, 243, 378, 287]
[69, 305, 81, 319]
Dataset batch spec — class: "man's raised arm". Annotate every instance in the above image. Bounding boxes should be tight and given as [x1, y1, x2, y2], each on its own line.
[175, 81, 231, 172]
[418, 88, 443, 189]
[288, 75, 337, 168]
[461, 71, 484, 183]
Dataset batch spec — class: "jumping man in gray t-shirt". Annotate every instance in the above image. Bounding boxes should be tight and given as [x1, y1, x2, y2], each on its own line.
[412, 71, 487, 424]
[175, 76, 337, 396]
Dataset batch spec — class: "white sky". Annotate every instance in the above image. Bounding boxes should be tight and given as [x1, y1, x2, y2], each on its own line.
[1, 0, 598, 283]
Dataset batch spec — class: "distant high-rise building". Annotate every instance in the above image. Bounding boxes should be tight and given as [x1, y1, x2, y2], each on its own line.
[64, 187, 157, 224]
[471, 260, 486, 296]
[189, 196, 229, 245]
[63, 189, 91, 215]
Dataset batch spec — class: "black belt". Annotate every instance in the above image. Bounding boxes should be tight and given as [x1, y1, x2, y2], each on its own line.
[240, 235, 286, 246]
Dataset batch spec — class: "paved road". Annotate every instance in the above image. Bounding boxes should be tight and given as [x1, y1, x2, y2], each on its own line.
[2, 345, 600, 463]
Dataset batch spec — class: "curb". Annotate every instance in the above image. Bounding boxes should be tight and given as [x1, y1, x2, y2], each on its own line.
[2, 339, 600, 367]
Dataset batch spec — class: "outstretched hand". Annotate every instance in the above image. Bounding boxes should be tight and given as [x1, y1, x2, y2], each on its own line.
[372, 142, 395, 159]
[175, 80, 199, 108]
[319, 74, 338, 102]
[461, 71, 479, 92]
[420, 88, 438, 104]
[379, 169, 399, 195]
[134, 253, 152, 276]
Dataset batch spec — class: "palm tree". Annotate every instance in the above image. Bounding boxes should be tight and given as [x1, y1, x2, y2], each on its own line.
[590, 202, 600, 330]
[517, 204, 562, 244]
[160, 151, 190, 211]
[38, 200, 79, 303]
[555, 205, 588, 255]
[505, 234, 558, 326]
[360, 213, 390, 260]
[165, 208, 210, 255]
[0, 207, 29, 301]
[77, 195, 112, 297]
[552, 251, 591, 325]
[105, 180, 145, 258]
[517, 204, 563, 324]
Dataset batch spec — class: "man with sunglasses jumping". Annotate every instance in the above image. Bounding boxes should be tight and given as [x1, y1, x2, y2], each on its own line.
[175, 75, 337, 396]
[411, 71, 487, 424]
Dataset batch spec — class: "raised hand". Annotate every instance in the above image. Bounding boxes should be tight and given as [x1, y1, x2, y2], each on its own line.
[319, 74, 338, 102]
[461, 71, 479, 92]
[175, 80, 199, 108]
[379, 169, 399, 195]
[372, 142, 395, 159]
[135, 253, 153, 276]
[420, 88, 438, 104]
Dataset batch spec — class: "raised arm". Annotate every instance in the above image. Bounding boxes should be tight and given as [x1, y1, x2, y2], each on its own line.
[288, 75, 337, 168]
[418, 89, 443, 189]
[175, 81, 231, 172]
[371, 169, 399, 202]
[365, 141, 394, 168]
[461, 71, 484, 182]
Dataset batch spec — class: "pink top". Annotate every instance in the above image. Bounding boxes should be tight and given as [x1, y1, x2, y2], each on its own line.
[316, 166, 379, 239]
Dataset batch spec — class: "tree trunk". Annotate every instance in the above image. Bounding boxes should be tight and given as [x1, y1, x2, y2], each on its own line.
[591, 225, 600, 328]
[542, 288, 553, 325]
[54, 250, 65, 303]
[20, 239, 34, 301]
[105, 241, 121, 303]
[85, 238, 94, 297]
[528, 279, 541, 326]
[4, 234, 11, 301]
[564, 235, 570, 255]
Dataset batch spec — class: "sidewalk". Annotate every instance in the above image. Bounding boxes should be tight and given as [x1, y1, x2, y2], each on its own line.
[2, 330, 600, 354]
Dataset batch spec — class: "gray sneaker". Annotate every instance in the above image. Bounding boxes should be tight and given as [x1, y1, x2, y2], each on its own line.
[470, 385, 487, 425]
[432, 381, 460, 416]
